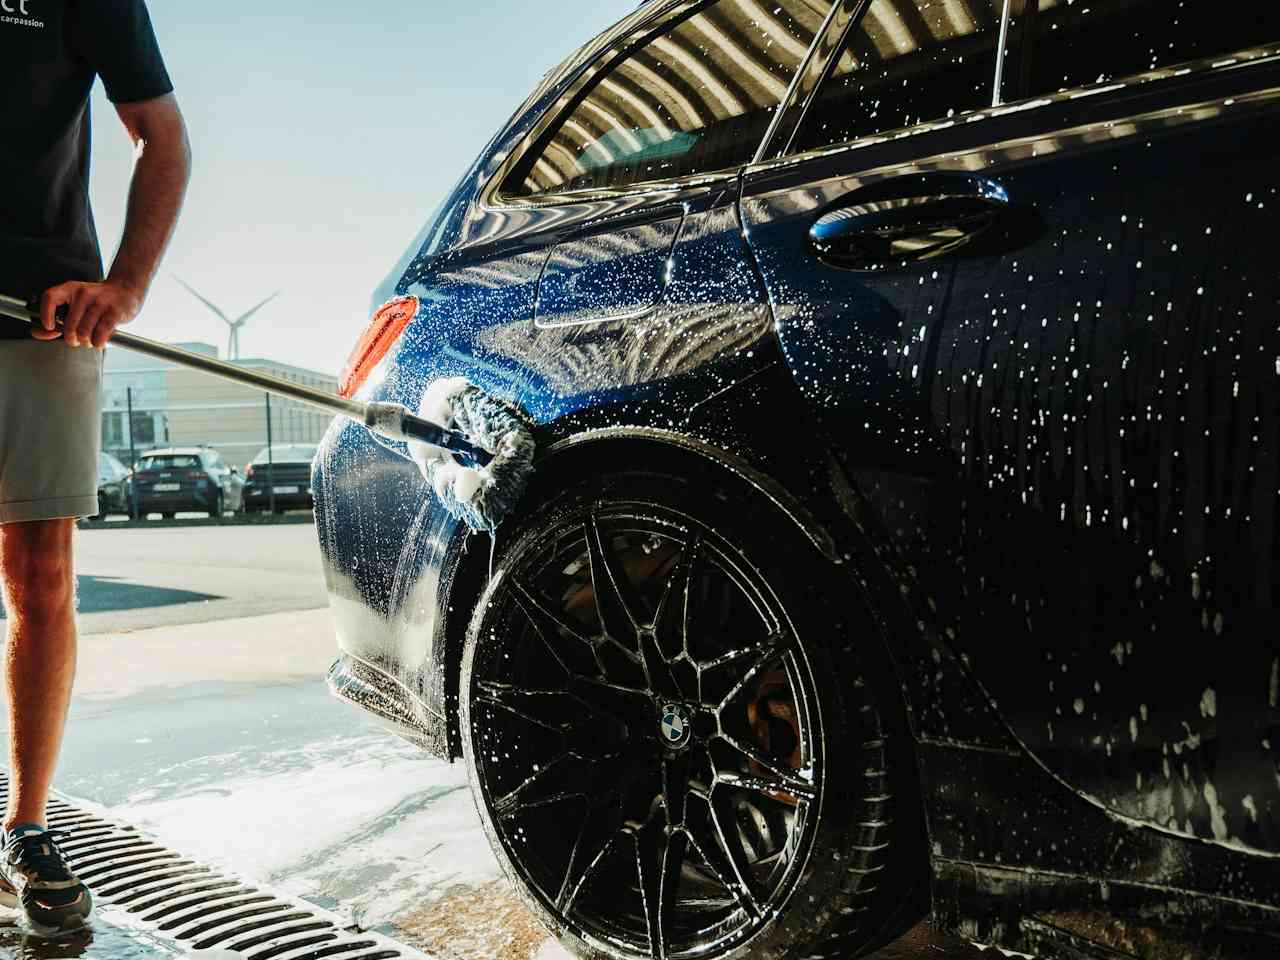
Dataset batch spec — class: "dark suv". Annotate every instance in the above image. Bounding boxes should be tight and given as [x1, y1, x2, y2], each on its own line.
[314, 3, 1280, 958]
[131, 447, 243, 519]
[243, 444, 317, 514]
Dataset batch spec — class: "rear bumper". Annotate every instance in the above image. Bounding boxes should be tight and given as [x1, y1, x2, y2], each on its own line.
[326, 653, 447, 755]
[312, 418, 463, 760]
[245, 488, 314, 509]
[134, 488, 219, 511]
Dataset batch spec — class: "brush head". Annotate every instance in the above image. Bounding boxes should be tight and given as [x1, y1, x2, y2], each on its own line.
[408, 379, 536, 533]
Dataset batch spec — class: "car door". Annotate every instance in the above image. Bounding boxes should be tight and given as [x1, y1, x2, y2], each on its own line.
[741, 0, 1280, 853]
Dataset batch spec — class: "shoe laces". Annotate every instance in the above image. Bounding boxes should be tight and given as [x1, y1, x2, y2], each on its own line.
[5, 830, 75, 882]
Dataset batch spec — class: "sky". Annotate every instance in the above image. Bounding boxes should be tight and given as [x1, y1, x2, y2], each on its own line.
[88, 0, 636, 375]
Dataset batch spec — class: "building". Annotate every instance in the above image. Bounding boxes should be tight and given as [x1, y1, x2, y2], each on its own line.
[101, 343, 338, 469]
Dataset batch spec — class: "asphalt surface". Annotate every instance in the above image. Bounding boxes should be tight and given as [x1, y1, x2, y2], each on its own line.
[1, 523, 330, 634]
[1, 525, 992, 960]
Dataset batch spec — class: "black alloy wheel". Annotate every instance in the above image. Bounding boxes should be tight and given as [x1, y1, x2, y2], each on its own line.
[461, 471, 908, 960]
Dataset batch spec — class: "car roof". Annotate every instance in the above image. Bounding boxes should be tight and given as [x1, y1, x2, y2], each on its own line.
[140, 448, 207, 457]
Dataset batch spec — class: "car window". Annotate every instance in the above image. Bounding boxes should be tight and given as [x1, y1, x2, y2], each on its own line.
[99, 453, 126, 482]
[788, 0, 1002, 155]
[252, 445, 317, 464]
[139, 455, 199, 470]
[1006, 0, 1280, 99]
[506, 0, 837, 198]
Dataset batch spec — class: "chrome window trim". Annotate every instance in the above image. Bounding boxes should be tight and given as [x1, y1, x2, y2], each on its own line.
[481, 0, 844, 212]
[992, 0, 1015, 106]
[754, 42, 1280, 174]
[750, 0, 855, 164]
[745, 79, 1280, 198]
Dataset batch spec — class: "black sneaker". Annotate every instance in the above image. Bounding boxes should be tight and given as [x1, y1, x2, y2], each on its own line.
[0, 828, 93, 935]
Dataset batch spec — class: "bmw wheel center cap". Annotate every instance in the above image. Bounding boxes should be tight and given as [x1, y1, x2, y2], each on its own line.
[660, 703, 692, 748]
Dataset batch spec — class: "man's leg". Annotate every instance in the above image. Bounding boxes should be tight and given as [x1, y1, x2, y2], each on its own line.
[0, 340, 101, 930]
[1, 518, 77, 832]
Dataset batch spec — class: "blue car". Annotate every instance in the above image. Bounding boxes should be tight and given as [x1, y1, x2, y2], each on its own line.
[314, 2, 1280, 957]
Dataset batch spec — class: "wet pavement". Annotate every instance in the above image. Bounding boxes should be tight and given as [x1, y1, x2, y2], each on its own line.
[0, 925, 178, 960]
[1, 526, 1002, 959]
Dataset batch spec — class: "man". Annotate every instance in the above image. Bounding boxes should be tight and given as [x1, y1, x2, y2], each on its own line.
[0, 0, 190, 933]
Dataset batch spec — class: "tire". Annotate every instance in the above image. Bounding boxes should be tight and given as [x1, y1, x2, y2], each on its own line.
[460, 469, 911, 960]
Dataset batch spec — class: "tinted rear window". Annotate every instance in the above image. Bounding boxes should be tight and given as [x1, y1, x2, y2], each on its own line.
[507, 0, 836, 197]
[139, 456, 200, 470]
[253, 445, 317, 464]
[790, 0, 1002, 155]
[1008, 0, 1280, 98]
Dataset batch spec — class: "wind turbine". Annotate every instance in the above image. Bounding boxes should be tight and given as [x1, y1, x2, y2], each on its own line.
[175, 277, 280, 361]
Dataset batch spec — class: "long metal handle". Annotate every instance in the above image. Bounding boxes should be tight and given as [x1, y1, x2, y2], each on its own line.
[2, 292, 366, 418]
[0, 293, 493, 466]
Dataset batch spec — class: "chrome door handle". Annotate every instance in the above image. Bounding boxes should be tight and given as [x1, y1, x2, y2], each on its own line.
[809, 174, 1012, 271]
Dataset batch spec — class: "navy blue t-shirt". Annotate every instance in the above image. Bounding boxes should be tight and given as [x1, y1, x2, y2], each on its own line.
[0, 0, 173, 338]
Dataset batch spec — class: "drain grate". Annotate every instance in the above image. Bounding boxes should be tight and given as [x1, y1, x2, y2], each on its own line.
[0, 775, 431, 960]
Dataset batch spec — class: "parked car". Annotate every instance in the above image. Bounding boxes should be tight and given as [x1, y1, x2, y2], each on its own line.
[131, 447, 243, 518]
[93, 452, 131, 519]
[243, 444, 317, 513]
[314, 3, 1280, 958]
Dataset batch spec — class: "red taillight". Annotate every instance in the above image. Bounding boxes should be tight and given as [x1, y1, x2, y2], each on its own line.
[339, 296, 419, 399]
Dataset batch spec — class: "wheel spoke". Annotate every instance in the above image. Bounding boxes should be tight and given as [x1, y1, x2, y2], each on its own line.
[639, 629, 682, 702]
[713, 634, 786, 712]
[586, 514, 648, 641]
[475, 680, 570, 732]
[699, 633, 783, 674]
[686, 794, 761, 920]
[558, 791, 625, 914]
[566, 674, 650, 729]
[636, 824, 689, 960]
[494, 754, 580, 820]
[662, 750, 694, 828]
[653, 535, 699, 660]
[511, 579, 599, 678]
[716, 735, 816, 800]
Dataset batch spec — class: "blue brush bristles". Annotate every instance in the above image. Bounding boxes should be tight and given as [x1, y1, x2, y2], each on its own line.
[409, 379, 536, 533]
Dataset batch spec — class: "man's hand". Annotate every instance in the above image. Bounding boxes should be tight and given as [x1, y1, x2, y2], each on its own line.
[36, 281, 143, 349]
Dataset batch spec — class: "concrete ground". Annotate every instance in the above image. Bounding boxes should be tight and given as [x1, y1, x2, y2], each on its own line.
[1, 525, 989, 960]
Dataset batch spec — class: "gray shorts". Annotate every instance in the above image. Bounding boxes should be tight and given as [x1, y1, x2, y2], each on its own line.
[0, 340, 103, 524]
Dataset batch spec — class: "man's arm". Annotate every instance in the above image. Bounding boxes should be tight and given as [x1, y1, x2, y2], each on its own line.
[37, 93, 191, 348]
